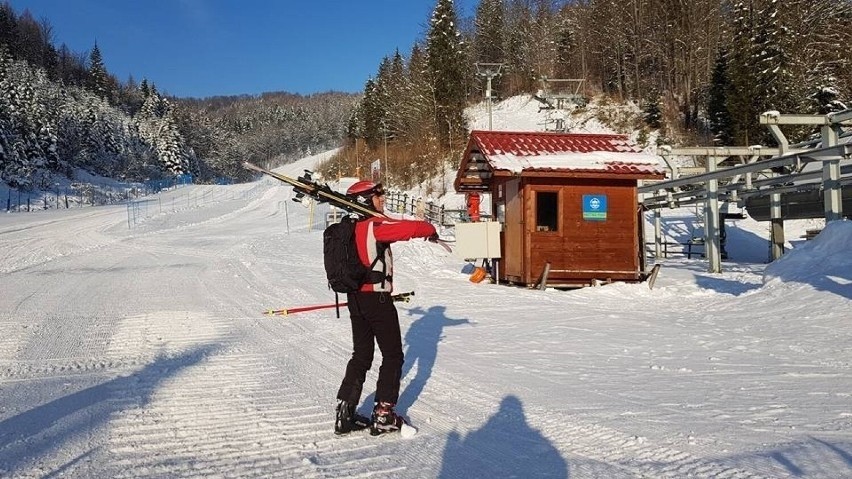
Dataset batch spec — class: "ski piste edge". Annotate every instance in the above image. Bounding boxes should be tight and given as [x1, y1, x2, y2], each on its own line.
[244, 162, 453, 253]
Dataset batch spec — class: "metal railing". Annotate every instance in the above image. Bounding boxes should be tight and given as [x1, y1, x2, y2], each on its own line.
[384, 191, 447, 225]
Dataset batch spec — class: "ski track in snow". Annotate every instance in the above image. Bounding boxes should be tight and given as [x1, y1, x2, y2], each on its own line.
[1, 147, 851, 477]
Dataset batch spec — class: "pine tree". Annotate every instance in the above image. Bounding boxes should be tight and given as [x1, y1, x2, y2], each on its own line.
[505, 0, 536, 94]
[345, 102, 363, 141]
[0, 46, 40, 188]
[0, 44, 20, 185]
[726, 0, 808, 144]
[642, 90, 663, 130]
[553, 13, 576, 79]
[726, 0, 762, 145]
[791, 0, 852, 115]
[474, 0, 505, 64]
[384, 50, 407, 141]
[811, 77, 847, 115]
[0, 3, 16, 49]
[426, 0, 468, 147]
[140, 78, 151, 98]
[11, 10, 45, 69]
[372, 56, 393, 141]
[401, 43, 436, 142]
[360, 77, 383, 148]
[26, 68, 62, 177]
[529, 0, 559, 82]
[156, 113, 187, 175]
[707, 48, 734, 145]
[56, 43, 85, 87]
[752, 0, 800, 115]
[86, 43, 110, 101]
[473, 0, 506, 97]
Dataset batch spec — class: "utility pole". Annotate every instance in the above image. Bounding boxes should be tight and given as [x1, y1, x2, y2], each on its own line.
[445, 119, 454, 195]
[381, 119, 389, 185]
[475, 63, 504, 130]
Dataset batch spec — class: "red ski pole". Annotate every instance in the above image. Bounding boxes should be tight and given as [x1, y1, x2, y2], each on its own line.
[264, 302, 338, 316]
[263, 291, 414, 316]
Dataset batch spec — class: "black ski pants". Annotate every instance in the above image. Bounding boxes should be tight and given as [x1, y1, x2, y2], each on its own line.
[336, 291, 404, 406]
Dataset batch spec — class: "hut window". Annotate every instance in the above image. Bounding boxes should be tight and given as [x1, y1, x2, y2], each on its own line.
[535, 191, 559, 232]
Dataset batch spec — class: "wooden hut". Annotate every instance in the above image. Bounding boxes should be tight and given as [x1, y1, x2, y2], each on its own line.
[454, 130, 665, 287]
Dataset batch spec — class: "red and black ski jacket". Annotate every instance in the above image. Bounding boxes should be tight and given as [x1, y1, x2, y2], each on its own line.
[354, 217, 436, 293]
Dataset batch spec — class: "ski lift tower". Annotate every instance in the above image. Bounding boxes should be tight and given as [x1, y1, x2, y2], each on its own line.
[475, 63, 504, 130]
[537, 77, 587, 131]
[539, 77, 586, 108]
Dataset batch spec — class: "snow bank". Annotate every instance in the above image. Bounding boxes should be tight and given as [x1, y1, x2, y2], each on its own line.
[763, 220, 852, 296]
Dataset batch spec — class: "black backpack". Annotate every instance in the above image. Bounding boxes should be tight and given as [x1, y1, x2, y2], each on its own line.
[323, 216, 386, 295]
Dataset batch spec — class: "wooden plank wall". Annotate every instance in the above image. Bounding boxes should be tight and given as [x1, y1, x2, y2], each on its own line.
[524, 177, 639, 284]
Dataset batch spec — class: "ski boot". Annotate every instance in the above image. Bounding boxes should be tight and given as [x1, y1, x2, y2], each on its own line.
[335, 400, 371, 435]
[370, 401, 404, 436]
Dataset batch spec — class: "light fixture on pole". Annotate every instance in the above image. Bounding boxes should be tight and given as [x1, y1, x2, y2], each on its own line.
[475, 63, 504, 130]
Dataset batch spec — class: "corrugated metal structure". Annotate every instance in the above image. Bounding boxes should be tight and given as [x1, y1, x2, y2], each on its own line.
[455, 131, 665, 287]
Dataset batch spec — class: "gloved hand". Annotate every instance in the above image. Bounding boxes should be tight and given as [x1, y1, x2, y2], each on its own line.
[426, 232, 440, 243]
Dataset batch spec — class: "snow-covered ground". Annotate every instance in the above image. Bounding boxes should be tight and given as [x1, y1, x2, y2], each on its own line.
[1, 97, 850, 478]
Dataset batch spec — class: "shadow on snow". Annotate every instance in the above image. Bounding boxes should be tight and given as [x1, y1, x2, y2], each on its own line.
[398, 305, 470, 413]
[439, 395, 568, 478]
[702, 436, 852, 478]
[358, 305, 470, 417]
[0, 345, 218, 474]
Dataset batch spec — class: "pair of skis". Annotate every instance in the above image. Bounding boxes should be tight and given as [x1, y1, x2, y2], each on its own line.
[244, 162, 380, 218]
[242, 162, 452, 252]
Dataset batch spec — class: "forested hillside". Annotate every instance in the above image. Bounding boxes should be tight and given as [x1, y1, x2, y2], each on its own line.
[332, 0, 851, 188]
[0, 2, 356, 191]
[2, 0, 851, 193]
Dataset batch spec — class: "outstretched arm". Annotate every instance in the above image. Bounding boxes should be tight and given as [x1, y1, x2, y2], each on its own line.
[372, 219, 437, 243]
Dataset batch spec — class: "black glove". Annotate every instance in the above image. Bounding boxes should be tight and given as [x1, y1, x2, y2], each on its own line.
[426, 232, 440, 243]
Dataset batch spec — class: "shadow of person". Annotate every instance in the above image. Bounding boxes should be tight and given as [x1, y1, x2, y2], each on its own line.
[396, 306, 470, 413]
[0, 345, 217, 474]
[359, 305, 470, 416]
[439, 395, 568, 478]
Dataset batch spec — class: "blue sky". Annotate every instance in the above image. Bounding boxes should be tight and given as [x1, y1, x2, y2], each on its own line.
[8, 0, 475, 98]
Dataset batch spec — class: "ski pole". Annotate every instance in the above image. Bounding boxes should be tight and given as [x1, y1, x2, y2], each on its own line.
[263, 291, 414, 316]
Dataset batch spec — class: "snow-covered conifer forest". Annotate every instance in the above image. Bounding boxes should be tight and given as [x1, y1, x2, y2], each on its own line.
[2, 1, 851, 194]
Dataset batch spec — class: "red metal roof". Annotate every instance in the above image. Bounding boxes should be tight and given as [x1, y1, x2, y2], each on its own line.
[472, 131, 640, 155]
[468, 130, 664, 176]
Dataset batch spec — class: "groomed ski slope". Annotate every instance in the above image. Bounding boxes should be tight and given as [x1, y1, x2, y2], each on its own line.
[2, 91, 851, 478]
[0, 149, 850, 478]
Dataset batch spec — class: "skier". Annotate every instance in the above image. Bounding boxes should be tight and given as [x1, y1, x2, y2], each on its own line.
[335, 180, 438, 436]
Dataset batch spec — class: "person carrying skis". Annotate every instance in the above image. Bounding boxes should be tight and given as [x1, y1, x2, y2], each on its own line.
[335, 180, 438, 436]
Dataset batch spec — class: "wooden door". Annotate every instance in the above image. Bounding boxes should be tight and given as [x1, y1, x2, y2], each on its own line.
[504, 179, 523, 278]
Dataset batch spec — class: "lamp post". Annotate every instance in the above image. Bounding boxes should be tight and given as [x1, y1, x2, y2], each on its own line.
[475, 63, 504, 130]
